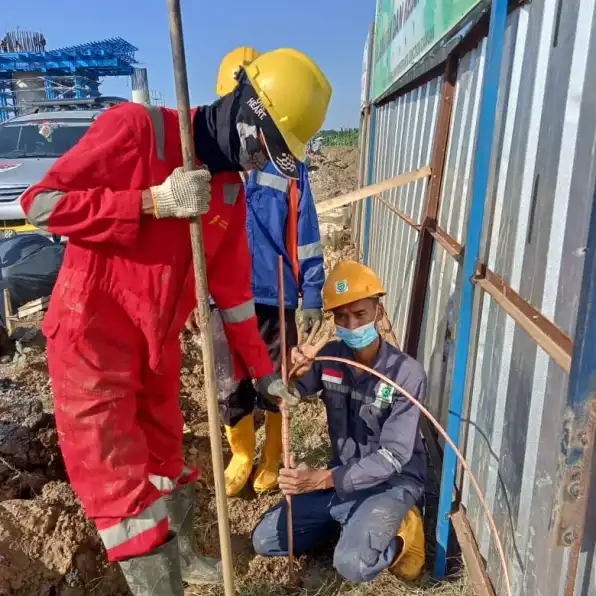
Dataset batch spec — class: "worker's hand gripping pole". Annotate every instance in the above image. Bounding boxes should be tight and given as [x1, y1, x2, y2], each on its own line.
[277, 255, 295, 582]
[165, 1, 235, 594]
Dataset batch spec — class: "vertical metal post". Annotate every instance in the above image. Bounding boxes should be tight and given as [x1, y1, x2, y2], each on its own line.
[354, 108, 370, 259]
[558, 173, 596, 595]
[74, 75, 84, 99]
[404, 56, 457, 357]
[362, 104, 377, 266]
[356, 22, 376, 261]
[0, 87, 7, 122]
[435, 0, 509, 577]
[44, 78, 55, 100]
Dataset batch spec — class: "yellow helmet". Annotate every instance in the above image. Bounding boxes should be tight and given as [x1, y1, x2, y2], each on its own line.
[216, 46, 261, 97]
[245, 48, 332, 161]
[323, 260, 386, 311]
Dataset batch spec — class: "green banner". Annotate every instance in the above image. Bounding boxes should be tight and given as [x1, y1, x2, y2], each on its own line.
[372, 0, 481, 98]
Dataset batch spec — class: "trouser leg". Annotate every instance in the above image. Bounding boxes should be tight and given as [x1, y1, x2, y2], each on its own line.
[254, 304, 298, 414]
[138, 333, 197, 489]
[330, 484, 417, 583]
[47, 308, 169, 562]
[253, 305, 297, 493]
[252, 490, 336, 556]
[211, 309, 256, 496]
[212, 308, 255, 425]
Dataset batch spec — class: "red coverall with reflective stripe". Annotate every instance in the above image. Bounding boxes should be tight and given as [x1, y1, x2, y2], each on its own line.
[20, 103, 274, 561]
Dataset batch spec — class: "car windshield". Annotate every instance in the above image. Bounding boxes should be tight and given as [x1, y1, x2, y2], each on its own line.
[0, 120, 91, 158]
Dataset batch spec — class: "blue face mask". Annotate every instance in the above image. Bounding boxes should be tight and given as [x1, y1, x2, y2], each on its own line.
[336, 321, 379, 350]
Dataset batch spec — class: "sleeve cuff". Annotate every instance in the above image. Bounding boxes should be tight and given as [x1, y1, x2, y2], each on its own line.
[301, 291, 323, 310]
[331, 465, 354, 500]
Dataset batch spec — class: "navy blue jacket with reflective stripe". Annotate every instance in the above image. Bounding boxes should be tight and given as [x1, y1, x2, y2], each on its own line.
[244, 161, 324, 310]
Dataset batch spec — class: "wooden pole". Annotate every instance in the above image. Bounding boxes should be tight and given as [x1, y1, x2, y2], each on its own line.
[165, 1, 235, 594]
[277, 255, 294, 582]
[3, 289, 13, 335]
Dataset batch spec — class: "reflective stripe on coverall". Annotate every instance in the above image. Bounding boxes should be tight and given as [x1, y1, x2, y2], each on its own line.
[252, 339, 427, 581]
[20, 103, 274, 561]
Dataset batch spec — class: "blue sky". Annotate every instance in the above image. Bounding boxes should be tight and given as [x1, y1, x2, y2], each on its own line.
[6, 0, 375, 129]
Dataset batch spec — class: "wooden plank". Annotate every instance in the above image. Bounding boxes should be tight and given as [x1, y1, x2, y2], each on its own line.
[17, 296, 50, 318]
[451, 508, 496, 596]
[404, 56, 458, 357]
[315, 165, 432, 215]
[474, 271, 572, 374]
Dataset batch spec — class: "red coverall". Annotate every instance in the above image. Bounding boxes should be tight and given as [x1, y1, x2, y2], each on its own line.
[20, 103, 273, 561]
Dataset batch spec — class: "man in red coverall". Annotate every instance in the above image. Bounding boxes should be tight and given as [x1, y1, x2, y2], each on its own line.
[20, 48, 331, 596]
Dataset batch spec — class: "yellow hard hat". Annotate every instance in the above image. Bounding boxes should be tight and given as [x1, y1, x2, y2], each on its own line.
[245, 48, 332, 161]
[216, 46, 261, 97]
[323, 260, 386, 311]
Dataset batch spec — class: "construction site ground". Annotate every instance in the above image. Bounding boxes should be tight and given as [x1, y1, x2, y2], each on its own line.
[0, 148, 472, 596]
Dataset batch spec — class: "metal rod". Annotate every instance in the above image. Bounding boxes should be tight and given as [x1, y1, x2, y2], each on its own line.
[375, 193, 421, 230]
[434, 0, 509, 577]
[165, 1, 235, 594]
[474, 271, 573, 374]
[277, 255, 294, 582]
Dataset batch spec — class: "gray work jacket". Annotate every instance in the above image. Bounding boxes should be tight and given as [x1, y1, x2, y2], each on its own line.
[295, 340, 427, 499]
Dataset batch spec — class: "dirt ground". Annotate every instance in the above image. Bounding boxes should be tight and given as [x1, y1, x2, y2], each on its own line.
[309, 147, 360, 203]
[0, 148, 472, 595]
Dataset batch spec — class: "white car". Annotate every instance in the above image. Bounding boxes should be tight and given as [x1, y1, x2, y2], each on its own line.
[0, 96, 127, 237]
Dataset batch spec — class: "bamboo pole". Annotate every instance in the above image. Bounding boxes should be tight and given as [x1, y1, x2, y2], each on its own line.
[165, 1, 235, 594]
[315, 165, 432, 215]
[277, 255, 295, 582]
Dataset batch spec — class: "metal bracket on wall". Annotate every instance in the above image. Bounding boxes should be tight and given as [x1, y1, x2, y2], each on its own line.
[553, 402, 596, 549]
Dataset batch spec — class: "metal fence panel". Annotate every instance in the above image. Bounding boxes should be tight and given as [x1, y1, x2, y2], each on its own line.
[460, 2, 596, 595]
[361, 0, 596, 593]
[366, 78, 442, 346]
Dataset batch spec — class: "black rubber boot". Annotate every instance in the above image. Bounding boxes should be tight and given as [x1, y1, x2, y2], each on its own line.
[165, 483, 223, 585]
[118, 533, 184, 596]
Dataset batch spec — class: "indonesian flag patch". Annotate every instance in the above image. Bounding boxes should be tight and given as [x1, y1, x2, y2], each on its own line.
[322, 368, 343, 385]
[375, 382, 395, 404]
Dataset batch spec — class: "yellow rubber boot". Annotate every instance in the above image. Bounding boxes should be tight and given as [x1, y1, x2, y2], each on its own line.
[253, 411, 283, 494]
[389, 506, 425, 581]
[224, 414, 255, 497]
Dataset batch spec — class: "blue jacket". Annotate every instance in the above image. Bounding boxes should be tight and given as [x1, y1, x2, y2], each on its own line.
[244, 161, 324, 310]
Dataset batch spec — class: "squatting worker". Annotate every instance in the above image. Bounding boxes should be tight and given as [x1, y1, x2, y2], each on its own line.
[252, 260, 427, 583]
[20, 48, 331, 596]
[206, 47, 324, 497]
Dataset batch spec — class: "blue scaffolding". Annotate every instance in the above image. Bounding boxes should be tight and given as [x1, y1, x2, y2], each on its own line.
[0, 36, 138, 120]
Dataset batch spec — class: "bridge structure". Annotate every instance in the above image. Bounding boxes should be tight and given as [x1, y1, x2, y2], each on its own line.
[0, 31, 140, 121]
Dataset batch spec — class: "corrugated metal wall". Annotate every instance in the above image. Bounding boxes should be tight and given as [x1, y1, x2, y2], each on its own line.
[367, 78, 442, 347]
[358, 0, 596, 593]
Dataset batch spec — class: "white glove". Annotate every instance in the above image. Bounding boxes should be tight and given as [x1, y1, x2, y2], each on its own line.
[150, 166, 211, 219]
